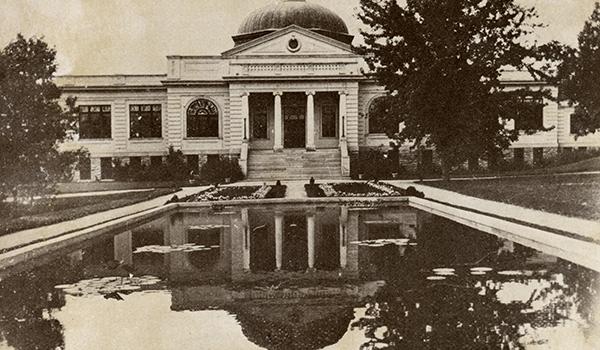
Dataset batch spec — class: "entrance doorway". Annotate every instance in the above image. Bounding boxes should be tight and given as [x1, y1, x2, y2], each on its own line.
[283, 93, 306, 148]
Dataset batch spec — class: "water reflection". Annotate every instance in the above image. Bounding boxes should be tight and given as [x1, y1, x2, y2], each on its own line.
[0, 204, 598, 349]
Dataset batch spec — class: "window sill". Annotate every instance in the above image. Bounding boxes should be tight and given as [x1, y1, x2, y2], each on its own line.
[78, 138, 112, 142]
[184, 137, 221, 141]
[129, 138, 164, 142]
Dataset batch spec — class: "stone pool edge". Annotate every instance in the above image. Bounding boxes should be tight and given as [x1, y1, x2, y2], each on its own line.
[1, 194, 599, 274]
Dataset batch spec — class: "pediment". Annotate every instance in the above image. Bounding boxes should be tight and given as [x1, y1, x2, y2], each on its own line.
[222, 25, 356, 57]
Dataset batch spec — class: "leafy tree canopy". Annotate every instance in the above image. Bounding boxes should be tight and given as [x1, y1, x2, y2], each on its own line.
[0, 34, 82, 200]
[357, 0, 561, 178]
[558, 2, 600, 136]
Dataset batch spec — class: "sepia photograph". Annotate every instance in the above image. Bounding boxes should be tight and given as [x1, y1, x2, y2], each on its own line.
[1, 0, 599, 349]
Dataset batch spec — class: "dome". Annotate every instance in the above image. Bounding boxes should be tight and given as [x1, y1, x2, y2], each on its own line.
[233, 0, 353, 45]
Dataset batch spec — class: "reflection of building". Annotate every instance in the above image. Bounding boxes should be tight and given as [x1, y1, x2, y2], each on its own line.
[110, 204, 409, 350]
[56, 0, 600, 181]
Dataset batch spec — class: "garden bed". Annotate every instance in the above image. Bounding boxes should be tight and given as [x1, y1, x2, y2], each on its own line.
[0, 188, 179, 236]
[305, 182, 421, 198]
[184, 184, 287, 202]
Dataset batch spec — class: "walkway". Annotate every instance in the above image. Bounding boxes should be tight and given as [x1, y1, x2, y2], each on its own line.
[0, 186, 206, 254]
[384, 180, 600, 241]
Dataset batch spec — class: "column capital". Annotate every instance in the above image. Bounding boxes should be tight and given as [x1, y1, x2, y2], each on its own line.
[338, 90, 348, 96]
[273, 91, 283, 96]
[305, 90, 316, 96]
[240, 92, 249, 97]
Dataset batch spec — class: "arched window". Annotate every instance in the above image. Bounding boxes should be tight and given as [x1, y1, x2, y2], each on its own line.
[187, 99, 219, 138]
[368, 96, 393, 134]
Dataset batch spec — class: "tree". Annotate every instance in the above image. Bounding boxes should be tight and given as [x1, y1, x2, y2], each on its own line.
[558, 2, 600, 136]
[0, 34, 83, 201]
[357, 0, 558, 179]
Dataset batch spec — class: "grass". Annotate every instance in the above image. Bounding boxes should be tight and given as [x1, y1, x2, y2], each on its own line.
[425, 173, 600, 220]
[0, 188, 179, 236]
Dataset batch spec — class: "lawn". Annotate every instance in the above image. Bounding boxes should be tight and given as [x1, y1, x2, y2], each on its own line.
[0, 188, 179, 236]
[425, 173, 600, 220]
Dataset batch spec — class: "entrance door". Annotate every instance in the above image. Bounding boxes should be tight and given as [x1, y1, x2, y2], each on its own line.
[283, 105, 305, 148]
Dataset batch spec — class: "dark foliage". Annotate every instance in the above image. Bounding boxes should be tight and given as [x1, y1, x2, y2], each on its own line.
[0, 34, 85, 200]
[112, 147, 193, 182]
[304, 184, 325, 198]
[557, 2, 600, 136]
[357, 0, 562, 179]
[200, 156, 244, 183]
[265, 185, 287, 199]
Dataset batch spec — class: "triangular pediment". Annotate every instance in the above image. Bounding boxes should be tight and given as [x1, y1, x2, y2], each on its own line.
[222, 25, 356, 57]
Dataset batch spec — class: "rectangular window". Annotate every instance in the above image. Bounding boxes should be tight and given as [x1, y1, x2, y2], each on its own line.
[100, 157, 113, 180]
[79, 105, 111, 139]
[533, 148, 544, 165]
[250, 96, 268, 140]
[514, 148, 524, 165]
[150, 156, 163, 168]
[79, 156, 91, 180]
[514, 97, 544, 131]
[321, 105, 337, 138]
[130, 104, 162, 138]
[129, 156, 142, 169]
[187, 155, 199, 174]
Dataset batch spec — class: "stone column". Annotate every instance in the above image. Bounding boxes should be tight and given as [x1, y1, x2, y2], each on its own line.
[273, 91, 283, 151]
[339, 91, 347, 140]
[241, 208, 251, 271]
[307, 213, 316, 270]
[275, 213, 284, 270]
[339, 206, 348, 269]
[241, 92, 249, 141]
[306, 91, 316, 151]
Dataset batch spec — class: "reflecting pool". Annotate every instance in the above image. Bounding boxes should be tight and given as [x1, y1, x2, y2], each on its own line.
[0, 204, 598, 349]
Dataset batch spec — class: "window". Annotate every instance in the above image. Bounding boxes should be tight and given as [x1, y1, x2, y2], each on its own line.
[100, 157, 113, 180]
[187, 155, 199, 174]
[514, 148, 524, 165]
[368, 96, 392, 134]
[79, 105, 111, 139]
[150, 156, 163, 168]
[533, 148, 544, 165]
[514, 97, 544, 131]
[250, 95, 269, 140]
[79, 156, 91, 180]
[130, 104, 161, 138]
[186, 99, 219, 138]
[321, 104, 337, 138]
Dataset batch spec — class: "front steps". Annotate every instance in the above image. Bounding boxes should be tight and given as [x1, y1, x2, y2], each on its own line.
[246, 148, 346, 180]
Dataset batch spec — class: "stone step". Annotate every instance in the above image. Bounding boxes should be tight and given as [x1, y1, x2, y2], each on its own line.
[246, 148, 343, 180]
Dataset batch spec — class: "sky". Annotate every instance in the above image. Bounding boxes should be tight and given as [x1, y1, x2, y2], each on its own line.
[0, 0, 597, 75]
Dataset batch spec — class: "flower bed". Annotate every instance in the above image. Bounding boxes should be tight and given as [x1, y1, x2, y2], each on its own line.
[184, 184, 286, 202]
[305, 182, 421, 198]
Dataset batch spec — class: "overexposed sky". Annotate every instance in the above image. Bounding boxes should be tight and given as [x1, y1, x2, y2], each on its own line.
[0, 0, 597, 75]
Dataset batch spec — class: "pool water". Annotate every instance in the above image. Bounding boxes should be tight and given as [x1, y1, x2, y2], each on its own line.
[0, 204, 598, 349]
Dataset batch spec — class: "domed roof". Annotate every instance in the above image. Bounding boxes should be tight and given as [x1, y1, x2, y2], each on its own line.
[234, 0, 353, 45]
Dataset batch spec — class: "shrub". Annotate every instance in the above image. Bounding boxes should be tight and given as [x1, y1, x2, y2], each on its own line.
[110, 146, 194, 182]
[200, 156, 244, 183]
[355, 147, 398, 179]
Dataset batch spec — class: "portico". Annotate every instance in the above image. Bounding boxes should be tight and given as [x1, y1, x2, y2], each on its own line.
[241, 89, 348, 151]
